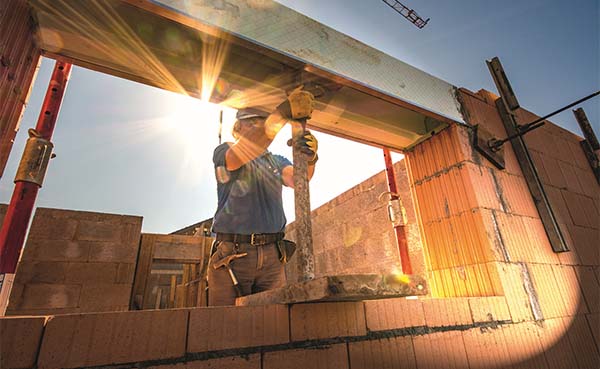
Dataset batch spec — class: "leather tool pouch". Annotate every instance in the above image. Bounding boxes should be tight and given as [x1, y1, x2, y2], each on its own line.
[276, 240, 297, 264]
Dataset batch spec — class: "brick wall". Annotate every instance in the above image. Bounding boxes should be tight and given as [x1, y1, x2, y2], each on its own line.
[285, 159, 425, 283]
[466, 88, 598, 267]
[455, 89, 599, 322]
[405, 121, 504, 297]
[6, 208, 142, 315]
[403, 88, 599, 308]
[2, 295, 597, 368]
[516, 100, 599, 266]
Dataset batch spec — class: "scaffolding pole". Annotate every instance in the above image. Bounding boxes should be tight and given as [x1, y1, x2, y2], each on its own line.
[0, 61, 72, 314]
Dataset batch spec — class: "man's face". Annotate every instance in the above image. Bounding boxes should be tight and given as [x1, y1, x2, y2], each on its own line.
[238, 117, 265, 135]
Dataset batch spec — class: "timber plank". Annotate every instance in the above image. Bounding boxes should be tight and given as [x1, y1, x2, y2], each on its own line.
[152, 235, 204, 263]
[130, 234, 156, 309]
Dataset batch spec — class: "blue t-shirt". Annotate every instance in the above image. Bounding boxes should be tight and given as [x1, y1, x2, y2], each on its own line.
[212, 142, 292, 234]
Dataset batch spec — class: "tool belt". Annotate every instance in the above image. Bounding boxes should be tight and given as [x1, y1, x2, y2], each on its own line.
[216, 232, 285, 246]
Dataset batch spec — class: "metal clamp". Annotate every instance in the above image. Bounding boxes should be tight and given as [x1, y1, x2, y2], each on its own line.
[14, 129, 54, 187]
[379, 191, 407, 226]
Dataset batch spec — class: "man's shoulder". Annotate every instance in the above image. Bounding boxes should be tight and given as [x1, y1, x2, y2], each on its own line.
[213, 142, 233, 165]
[214, 142, 232, 151]
[214, 142, 233, 155]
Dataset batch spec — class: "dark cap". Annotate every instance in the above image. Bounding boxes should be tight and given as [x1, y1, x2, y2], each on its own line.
[236, 107, 269, 120]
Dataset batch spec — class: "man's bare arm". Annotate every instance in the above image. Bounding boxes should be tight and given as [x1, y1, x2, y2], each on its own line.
[281, 163, 315, 188]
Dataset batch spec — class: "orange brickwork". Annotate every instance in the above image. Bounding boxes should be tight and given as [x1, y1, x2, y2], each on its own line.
[456, 88, 599, 329]
[405, 123, 504, 297]
[349, 337, 416, 369]
[405, 88, 599, 311]
[37, 309, 188, 368]
[290, 301, 366, 341]
[2, 295, 597, 368]
[188, 305, 289, 352]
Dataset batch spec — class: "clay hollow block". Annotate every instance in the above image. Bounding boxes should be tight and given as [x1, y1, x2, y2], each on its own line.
[37, 308, 188, 368]
[0, 316, 46, 369]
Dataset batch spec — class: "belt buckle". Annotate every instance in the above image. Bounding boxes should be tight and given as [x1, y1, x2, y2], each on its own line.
[250, 233, 257, 245]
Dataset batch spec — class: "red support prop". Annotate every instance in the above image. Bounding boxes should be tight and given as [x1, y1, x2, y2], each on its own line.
[0, 61, 72, 275]
[383, 148, 413, 274]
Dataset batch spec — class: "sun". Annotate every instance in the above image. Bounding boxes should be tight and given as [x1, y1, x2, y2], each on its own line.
[160, 93, 237, 185]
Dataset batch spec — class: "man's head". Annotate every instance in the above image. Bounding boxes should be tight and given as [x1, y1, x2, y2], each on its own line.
[232, 107, 269, 140]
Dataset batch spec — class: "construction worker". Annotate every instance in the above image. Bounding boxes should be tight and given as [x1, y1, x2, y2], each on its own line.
[208, 89, 318, 306]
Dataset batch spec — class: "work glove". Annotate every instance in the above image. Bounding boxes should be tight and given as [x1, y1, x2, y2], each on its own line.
[277, 86, 315, 120]
[288, 131, 319, 163]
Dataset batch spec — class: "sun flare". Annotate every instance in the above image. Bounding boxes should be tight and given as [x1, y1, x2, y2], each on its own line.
[160, 94, 237, 185]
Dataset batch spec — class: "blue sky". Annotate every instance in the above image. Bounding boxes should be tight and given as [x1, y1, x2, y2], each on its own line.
[0, 0, 597, 233]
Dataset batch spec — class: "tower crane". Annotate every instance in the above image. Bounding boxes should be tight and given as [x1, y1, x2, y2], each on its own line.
[381, 0, 430, 29]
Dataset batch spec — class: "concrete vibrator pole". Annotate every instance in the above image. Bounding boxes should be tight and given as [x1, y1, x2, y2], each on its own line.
[292, 118, 315, 282]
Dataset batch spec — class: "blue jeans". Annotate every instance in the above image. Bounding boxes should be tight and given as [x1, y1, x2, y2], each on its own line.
[207, 240, 286, 306]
